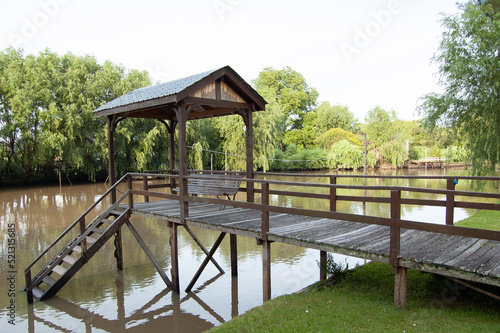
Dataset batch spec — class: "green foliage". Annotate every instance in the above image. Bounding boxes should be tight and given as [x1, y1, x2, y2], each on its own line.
[418, 1, 500, 174]
[314, 101, 358, 133]
[443, 145, 469, 163]
[363, 107, 413, 167]
[318, 128, 362, 150]
[0, 48, 151, 183]
[252, 66, 318, 130]
[269, 145, 328, 171]
[319, 253, 350, 281]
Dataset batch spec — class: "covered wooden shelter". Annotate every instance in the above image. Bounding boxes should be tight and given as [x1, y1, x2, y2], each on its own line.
[94, 65, 267, 202]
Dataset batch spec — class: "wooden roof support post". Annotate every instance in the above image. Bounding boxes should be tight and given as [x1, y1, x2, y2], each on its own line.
[240, 107, 254, 203]
[176, 102, 189, 221]
[168, 120, 178, 191]
[107, 116, 117, 203]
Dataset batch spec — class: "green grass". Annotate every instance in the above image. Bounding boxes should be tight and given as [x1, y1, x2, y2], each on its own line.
[208, 210, 500, 333]
[455, 207, 500, 230]
[208, 263, 500, 333]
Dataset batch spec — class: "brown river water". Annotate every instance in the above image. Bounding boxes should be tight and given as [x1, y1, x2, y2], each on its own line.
[1, 169, 497, 332]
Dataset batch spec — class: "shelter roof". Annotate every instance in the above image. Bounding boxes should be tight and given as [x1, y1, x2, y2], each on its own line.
[93, 66, 267, 121]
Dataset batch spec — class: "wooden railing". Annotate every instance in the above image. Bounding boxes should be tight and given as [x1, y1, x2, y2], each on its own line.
[130, 172, 500, 236]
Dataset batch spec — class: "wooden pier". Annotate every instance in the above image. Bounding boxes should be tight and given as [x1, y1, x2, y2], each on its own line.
[24, 67, 500, 309]
[25, 172, 500, 309]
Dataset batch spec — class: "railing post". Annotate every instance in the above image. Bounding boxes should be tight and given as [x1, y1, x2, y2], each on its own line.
[143, 175, 149, 203]
[25, 270, 33, 304]
[329, 176, 337, 212]
[446, 179, 455, 225]
[390, 190, 401, 267]
[261, 182, 270, 240]
[127, 174, 134, 209]
[261, 181, 271, 302]
[390, 189, 406, 309]
[321, 176, 337, 281]
[79, 217, 87, 253]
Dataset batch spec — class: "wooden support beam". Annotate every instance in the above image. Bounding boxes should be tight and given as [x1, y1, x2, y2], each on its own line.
[176, 103, 189, 221]
[168, 120, 177, 190]
[230, 234, 238, 276]
[126, 220, 174, 289]
[394, 266, 407, 309]
[114, 229, 124, 270]
[262, 239, 271, 302]
[185, 232, 226, 292]
[107, 116, 117, 203]
[170, 222, 180, 293]
[241, 107, 255, 203]
[231, 273, 239, 317]
[183, 225, 225, 274]
[320, 251, 327, 281]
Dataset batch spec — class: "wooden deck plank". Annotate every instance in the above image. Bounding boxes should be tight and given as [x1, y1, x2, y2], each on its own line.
[441, 239, 488, 269]
[463, 241, 500, 272]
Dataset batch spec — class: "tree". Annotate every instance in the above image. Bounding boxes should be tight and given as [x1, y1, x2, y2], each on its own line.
[252, 67, 318, 130]
[314, 102, 358, 133]
[363, 106, 412, 167]
[0, 48, 151, 182]
[418, 1, 500, 174]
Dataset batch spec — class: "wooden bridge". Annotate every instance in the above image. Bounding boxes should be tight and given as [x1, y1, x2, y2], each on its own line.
[25, 172, 500, 309]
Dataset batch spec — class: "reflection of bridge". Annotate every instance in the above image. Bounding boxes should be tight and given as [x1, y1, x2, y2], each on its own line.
[25, 172, 500, 312]
[27, 271, 234, 332]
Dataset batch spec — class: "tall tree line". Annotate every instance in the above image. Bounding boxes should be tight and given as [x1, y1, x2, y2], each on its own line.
[2, 0, 498, 185]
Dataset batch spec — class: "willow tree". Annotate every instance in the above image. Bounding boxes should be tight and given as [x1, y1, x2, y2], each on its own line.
[418, 1, 500, 174]
[0, 48, 151, 182]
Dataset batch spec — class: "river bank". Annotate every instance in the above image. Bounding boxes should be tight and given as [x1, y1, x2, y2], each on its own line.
[207, 210, 500, 333]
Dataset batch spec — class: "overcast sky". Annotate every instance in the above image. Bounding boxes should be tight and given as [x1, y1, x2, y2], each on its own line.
[0, 0, 461, 122]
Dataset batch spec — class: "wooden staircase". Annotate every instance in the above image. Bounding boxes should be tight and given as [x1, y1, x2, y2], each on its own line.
[25, 174, 132, 303]
[25, 208, 130, 301]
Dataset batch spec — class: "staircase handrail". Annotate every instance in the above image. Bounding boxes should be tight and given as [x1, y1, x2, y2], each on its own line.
[24, 173, 130, 273]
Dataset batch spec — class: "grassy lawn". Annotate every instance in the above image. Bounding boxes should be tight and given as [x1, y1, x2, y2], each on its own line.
[208, 209, 500, 333]
[455, 207, 500, 230]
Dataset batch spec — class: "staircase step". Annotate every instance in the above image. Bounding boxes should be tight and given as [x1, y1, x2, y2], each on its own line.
[72, 245, 82, 254]
[32, 287, 45, 299]
[91, 227, 105, 234]
[102, 219, 114, 224]
[62, 255, 77, 265]
[52, 265, 67, 276]
[86, 236, 97, 244]
[42, 275, 57, 287]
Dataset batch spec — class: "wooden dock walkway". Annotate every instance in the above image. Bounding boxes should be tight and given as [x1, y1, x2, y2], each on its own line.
[124, 199, 500, 287]
[25, 172, 500, 309]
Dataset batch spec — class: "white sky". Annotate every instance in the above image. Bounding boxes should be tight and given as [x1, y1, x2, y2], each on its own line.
[0, 0, 461, 122]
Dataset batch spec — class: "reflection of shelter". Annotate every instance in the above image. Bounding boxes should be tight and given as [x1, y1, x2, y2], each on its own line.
[94, 65, 267, 203]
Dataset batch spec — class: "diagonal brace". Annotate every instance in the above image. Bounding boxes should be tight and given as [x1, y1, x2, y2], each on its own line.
[185, 232, 226, 292]
[126, 220, 174, 289]
[183, 225, 225, 274]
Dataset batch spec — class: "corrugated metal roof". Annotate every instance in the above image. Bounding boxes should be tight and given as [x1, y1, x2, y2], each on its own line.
[94, 67, 220, 113]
